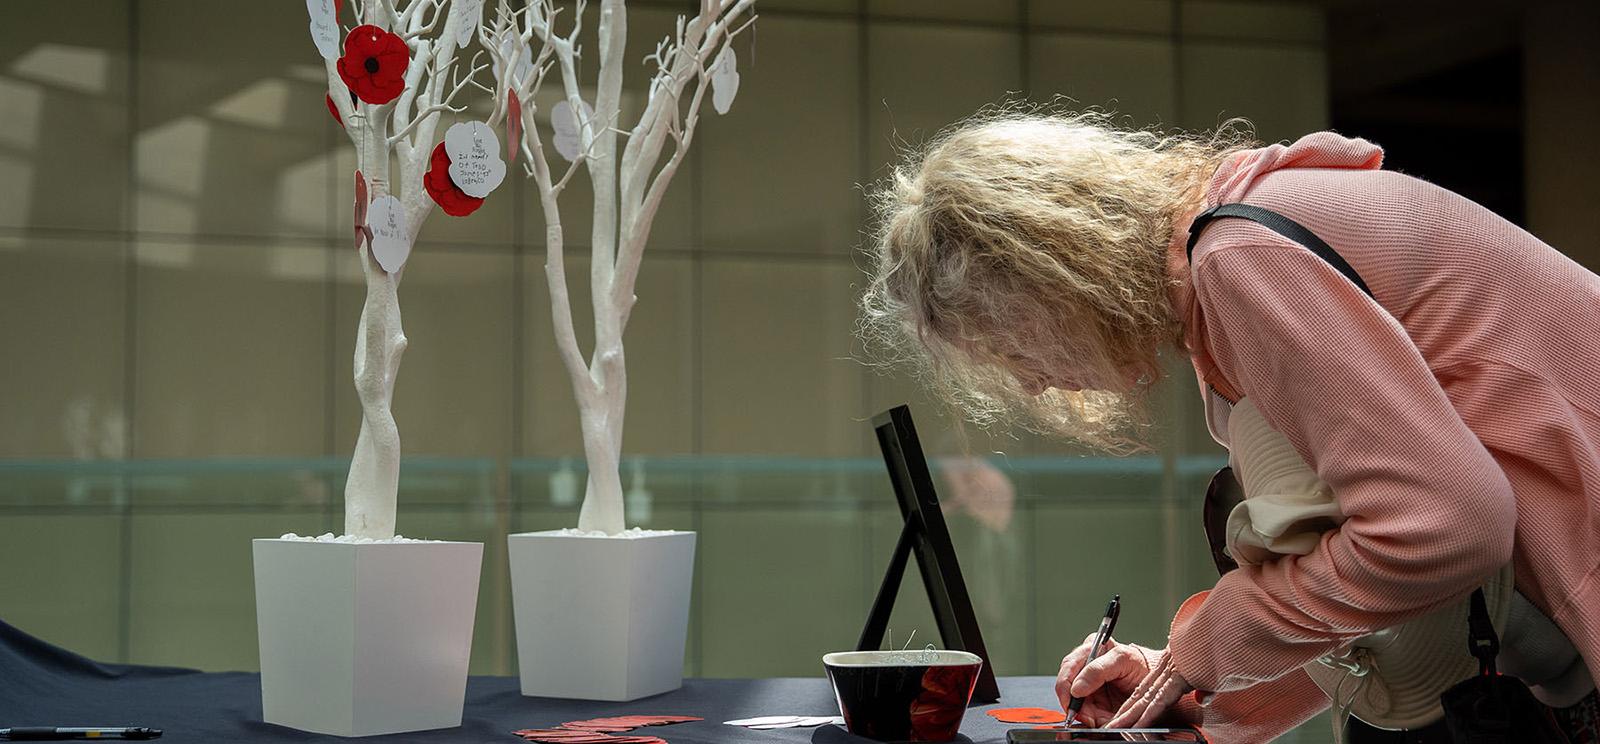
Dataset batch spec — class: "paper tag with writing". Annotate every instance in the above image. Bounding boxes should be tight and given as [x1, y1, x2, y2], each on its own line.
[307, 0, 340, 60]
[711, 47, 739, 115]
[444, 121, 505, 198]
[453, 0, 482, 47]
[367, 195, 411, 273]
[551, 98, 592, 162]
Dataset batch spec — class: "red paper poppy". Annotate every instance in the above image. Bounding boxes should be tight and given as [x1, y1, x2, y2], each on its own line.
[325, 93, 343, 127]
[337, 24, 409, 105]
[424, 142, 485, 217]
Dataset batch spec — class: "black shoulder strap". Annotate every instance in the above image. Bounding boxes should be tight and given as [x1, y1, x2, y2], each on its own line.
[1186, 203, 1374, 299]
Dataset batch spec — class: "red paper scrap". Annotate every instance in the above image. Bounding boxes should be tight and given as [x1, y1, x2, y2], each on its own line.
[987, 707, 1068, 724]
[514, 715, 699, 743]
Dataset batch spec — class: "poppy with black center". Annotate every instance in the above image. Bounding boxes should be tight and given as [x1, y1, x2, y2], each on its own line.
[337, 24, 409, 105]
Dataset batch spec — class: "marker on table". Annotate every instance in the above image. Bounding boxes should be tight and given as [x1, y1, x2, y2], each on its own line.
[1063, 594, 1121, 727]
[0, 728, 162, 741]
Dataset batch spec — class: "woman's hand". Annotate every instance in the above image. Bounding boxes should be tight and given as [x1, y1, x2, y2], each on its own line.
[1054, 634, 1163, 727]
[1104, 650, 1195, 728]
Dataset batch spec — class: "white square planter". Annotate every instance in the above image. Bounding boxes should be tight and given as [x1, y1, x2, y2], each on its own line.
[508, 530, 695, 701]
[252, 538, 483, 737]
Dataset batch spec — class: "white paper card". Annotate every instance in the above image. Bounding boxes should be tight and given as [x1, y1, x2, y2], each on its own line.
[495, 31, 535, 87]
[710, 47, 739, 115]
[551, 99, 592, 162]
[452, 0, 482, 47]
[724, 717, 803, 727]
[444, 121, 505, 198]
[367, 195, 411, 273]
[306, 0, 340, 60]
[799, 717, 845, 726]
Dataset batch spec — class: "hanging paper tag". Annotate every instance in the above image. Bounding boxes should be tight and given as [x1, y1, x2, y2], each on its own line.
[495, 31, 535, 87]
[306, 0, 340, 61]
[444, 121, 506, 198]
[710, 47, 740, 115]
[551, 98, 591, 162]
[367, 195, 411, 273]
[506, 90, 523, 165]
[452, 0, 482, 47]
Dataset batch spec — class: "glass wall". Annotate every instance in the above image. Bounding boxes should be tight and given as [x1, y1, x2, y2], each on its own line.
[0, 0, 1331, 740]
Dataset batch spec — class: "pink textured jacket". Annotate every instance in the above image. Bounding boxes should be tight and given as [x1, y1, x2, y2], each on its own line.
[1164, 132, 1600, 741]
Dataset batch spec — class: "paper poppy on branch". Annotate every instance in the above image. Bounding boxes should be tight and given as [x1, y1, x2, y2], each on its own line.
[337, 25, 408, 105]
[325, 93, 343, 127]
[424, 143, 484, 217]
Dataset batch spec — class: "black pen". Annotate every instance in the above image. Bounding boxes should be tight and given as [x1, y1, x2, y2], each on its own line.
[1064, 594, 1121, 726]
[0, 728, 161, 741]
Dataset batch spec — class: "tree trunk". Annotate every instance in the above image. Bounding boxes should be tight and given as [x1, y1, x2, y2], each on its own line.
[344, 117, 407, 539]
[568, 322, 628, 534]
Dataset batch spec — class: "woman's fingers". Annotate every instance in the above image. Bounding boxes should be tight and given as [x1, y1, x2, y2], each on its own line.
[1054, 633, 1113, 705]
[1070, 644, 1138, 698]
[1074, 697, 1118, 727]
[1106, 658, 1190, 729]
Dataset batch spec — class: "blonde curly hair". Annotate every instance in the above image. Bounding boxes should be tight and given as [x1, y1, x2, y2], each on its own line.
[859, 107, 1254, 451]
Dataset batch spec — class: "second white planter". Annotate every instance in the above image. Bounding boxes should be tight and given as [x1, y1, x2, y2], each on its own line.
[508, 530, 695, 701]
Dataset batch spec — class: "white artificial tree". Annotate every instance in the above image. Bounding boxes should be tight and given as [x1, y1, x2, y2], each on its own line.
[314, 0, 491, 538]
[480, 0, 756, 535]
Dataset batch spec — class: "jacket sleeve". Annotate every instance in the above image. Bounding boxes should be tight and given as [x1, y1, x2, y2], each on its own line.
[1169, 244, 1516, 693]
[1170, 668, 1331, 743]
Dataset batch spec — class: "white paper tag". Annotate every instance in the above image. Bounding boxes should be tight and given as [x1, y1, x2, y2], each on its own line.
[306, 0, 340, 60]
[452, 0, 482, 47]
[551, 98, 592, 162]
[444, 121, 505, 198]
[801, 717, 845, 726]
[710, 47, 740, 115]
[495, 30, 535, 87]
[367, 195, 411, 273]
[724, 717, 803, 727]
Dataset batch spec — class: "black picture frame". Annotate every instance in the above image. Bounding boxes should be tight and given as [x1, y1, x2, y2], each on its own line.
[856, 405, 1001, 705]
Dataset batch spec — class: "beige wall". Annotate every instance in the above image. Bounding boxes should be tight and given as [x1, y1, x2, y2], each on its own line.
[0, 2, 1330, 739]
[0, 0, 1327, 464]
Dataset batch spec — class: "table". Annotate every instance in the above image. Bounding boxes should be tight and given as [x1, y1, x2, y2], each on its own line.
[0, 619, 1061, 743]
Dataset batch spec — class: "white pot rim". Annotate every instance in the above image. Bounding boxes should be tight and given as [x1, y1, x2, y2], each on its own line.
[823, 650, 982, 668]
[253, 537, 482, 547]
[509, 529, 696, 540]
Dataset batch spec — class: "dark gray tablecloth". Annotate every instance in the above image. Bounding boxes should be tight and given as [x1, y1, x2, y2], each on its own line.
[0, 619, 1060, 743]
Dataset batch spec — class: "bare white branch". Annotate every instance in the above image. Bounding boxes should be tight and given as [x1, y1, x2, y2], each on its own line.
[377, 0, 404, 31]
[387, 101, 466, 146]
[402, 0, 446, 40]
[481, 0, 759, 535]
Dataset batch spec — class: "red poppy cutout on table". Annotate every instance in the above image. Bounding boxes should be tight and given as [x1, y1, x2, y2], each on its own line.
[338, 25, 409, 105]
[424, 142, 485, 217]
[987, 707, 1068, 724]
